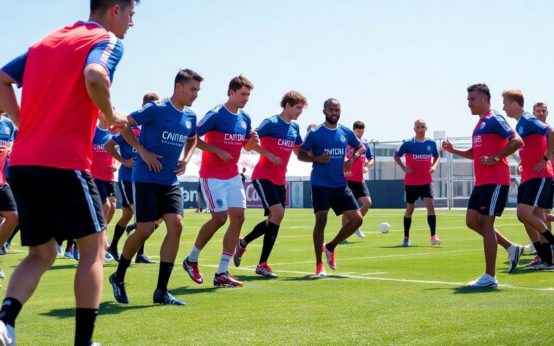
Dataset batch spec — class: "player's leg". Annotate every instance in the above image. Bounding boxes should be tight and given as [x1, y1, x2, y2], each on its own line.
[403, 186, 417, 246]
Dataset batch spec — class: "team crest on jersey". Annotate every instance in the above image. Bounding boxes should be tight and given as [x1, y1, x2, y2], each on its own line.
[427, 145, 430, 150]
[185, 120, 192, 129]
[340, 135, 346, 143]
[241, 120, 247, 129]
[480, 122, 486, 129]
[216, 199, 224, 207]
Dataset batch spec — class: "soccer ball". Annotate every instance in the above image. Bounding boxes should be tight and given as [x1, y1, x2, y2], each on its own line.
[379, 222, 390, 234]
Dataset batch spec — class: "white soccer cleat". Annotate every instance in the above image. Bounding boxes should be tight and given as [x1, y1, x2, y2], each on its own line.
[354, 229, 366, 238]
[431, 235, 442, 246]
[507, 244, 524, 273]
[0, 320, 15, 346]
[467, 273, 498, 289]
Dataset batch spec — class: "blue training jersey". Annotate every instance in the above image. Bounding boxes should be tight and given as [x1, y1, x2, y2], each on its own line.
[301, 124, 361, 188]
[130, 98, 197, 186]
[112, 126, 140, 182]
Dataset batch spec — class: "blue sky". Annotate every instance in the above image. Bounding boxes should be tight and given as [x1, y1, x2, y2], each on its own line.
[2, 1, 554, 142]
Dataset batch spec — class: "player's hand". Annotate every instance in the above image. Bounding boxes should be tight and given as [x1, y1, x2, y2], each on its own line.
[249, 130, 260, 144]
[314, 151, 330, 164]
[429, 167, 436, 174]
[441, 139, 453, 153]
[106, 111, 128, 131]
[0, 146, 6, 156]
[266, 152, 283, 166]
[363, 167, 369, 174]
[479, 156, 497, 166]
[215, 148, 232, 163]
[533, 160, 547, 172]
[122, 157, 135, 168]
[343, 158, 353, 171]
[139, 149, 163, 172]
[403, 167, 413, 174]
[174, 160, 187, 175]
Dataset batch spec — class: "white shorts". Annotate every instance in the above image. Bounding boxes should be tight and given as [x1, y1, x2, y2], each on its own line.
[200, 175, 246, 212]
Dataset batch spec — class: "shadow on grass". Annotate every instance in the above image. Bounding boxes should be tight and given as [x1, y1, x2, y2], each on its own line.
[169, 286, 217, 295]
[40, 301, 154, 318]
[281, 274, 350, 282]
[378, 245, 424, 249]
[452, 286, 503, 294]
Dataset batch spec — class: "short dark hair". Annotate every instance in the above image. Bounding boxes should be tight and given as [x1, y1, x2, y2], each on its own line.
[142, 92, 159, 106]
[323, 98, 339, 109]
[533, 102, 547, 110]
[91, 0, 139, 13]
[174, 69, 203, 86]
[467, 83, 491, 102]
[353, 121, 365, 130]
[228, 75, 254, 96]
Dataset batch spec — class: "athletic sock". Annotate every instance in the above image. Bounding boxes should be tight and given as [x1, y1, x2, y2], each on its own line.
[244, 220, 268, 245]
[403, 217, 412, 238]
[110, 224, 126, 250]
[0, 297, 22, 327]
[541, 230, 554, 244]
[216, 252, 232, 274]
[325, 242, 336, 253]
[259, 222, 280, 264]
[115, 256, 132, 282]
[188, 246, 201, 262]
[541, 242, 553, 265]
[137, 243, 145, 257]
[156, 262, 174, 292]
[427, 215, 436, 237]
[75, 308, 98, 346]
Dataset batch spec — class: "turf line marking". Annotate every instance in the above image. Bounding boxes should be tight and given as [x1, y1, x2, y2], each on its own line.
[203, 265, 554, 292]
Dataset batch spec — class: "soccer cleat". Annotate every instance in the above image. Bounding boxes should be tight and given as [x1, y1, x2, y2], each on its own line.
[322, 244, 336, 270]
[56, 245, 63, 256]
[354, 229, 366, 238]
[507, 245, 524, 273]
[183, 257, 203, 284]
[0, 270, 4, 279]
[135, 254, 156, 264]
[255, 262, 278, 278]
[431, 235, 442, 246]
[315, 263, 327, 278]
[104, 251, 114, 262]
[525, 262, 554, 271]
[467, 273, 499, 288]
[524, 256, 542, 268]
[64, 251, 74, 259]
[109, 273, 129, 304]
[0, 245, 6, 256]
[402, 238, 410, 247]
[213, 272, 243, 287]
[153, 289, 186, 306]
[107, 246, 120, 262]
[72, 245, 80, 261]
[0, 320, 15, 346]
[233, 238, 246, 267]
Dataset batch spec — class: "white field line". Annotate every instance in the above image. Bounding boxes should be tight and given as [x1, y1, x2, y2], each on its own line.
[203, 264, 554, 292]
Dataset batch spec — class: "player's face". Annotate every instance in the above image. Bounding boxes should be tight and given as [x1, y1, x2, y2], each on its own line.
[502, 97, 519, 118]
[353, 127, 364, 138]
[323, 102, 341, 125]
[229, 87, 251, 109]
[177, 80, 201, 107]
[414, 122, 427, 136]
[112, 3, 135, 39]
[467, 91, 488, 115]
[534, 106, 548, 122]
[285, 103, 305, 120]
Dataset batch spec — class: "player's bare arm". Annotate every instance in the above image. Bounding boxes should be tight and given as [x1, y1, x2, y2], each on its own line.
[0, 70, 21, 127]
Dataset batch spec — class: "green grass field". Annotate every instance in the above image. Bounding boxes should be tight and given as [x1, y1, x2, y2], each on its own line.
[1, 208, 553, 345]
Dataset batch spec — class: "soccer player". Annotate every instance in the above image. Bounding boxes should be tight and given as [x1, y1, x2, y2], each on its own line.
[183, 75, 255, 288]
[343, 121, 374, 239]
[297, 98, 364, 277]
[233, 91, 307, 278]
[503, 90, 554, 269]
[105, 92, 159, 264]
[0, 109, 18, 278]
[442, 83, 524, 288]
[108, 69, 201, 306]
[0, 1, 137, 344]
[394, 119, 441, 247]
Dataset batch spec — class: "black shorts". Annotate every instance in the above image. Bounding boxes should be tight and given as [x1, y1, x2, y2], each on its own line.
[134, 181, 183, 222]
[94, 178, 116, 203]
[118, 179, 134, 208]
[0, 184, 17, 212]
[8, 166, 105, 246]
[549, 180, 554, 210]
[347, 180, 370, 200]
[517, 177, 553, 209]
[468, 184, 509, 216]
[253, 179, 286, 216]
[405, 184, 433, 204]
[311, 185, 359, 216]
